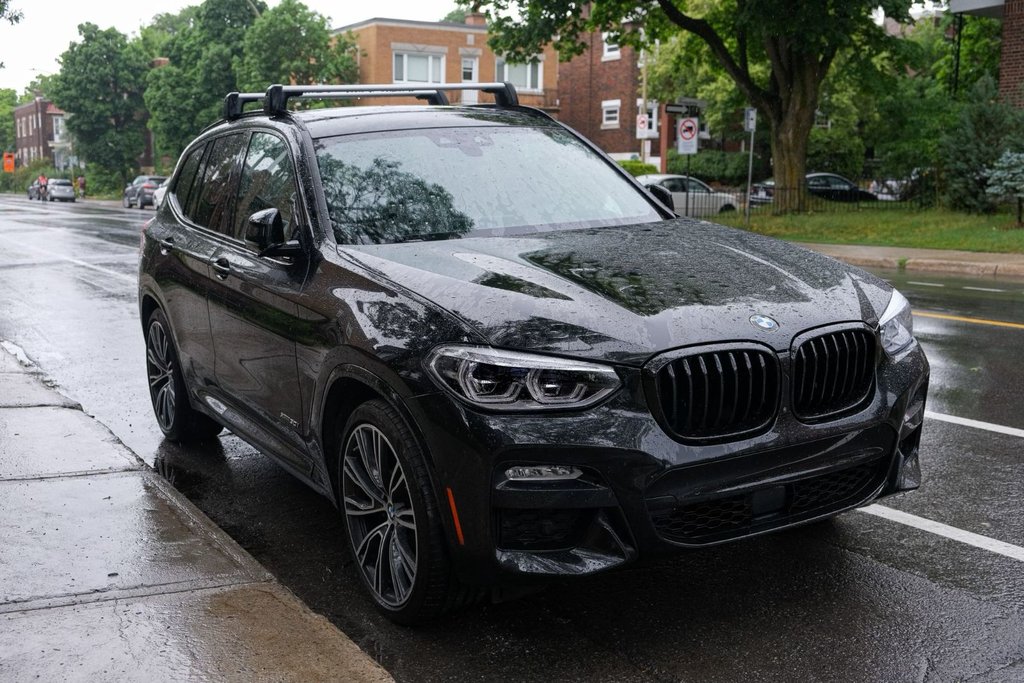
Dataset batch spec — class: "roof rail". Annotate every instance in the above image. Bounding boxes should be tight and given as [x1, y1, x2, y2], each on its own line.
[252, 82, 519, 117]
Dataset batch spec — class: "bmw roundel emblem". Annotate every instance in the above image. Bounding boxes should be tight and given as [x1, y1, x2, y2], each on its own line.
[749, 314, 779, 331]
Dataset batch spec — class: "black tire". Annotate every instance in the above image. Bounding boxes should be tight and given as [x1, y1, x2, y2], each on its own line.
[719, 204, 736, 213]
[122, 194, 131, 208]
[145, 308, 222, 443]
[338, 399, 476, 624]
[137, 198, 147, 210]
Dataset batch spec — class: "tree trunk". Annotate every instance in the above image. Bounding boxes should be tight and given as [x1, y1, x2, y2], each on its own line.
[766, 61, 821, 214]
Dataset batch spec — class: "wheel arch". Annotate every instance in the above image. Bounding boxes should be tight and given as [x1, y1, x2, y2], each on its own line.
[317, 365, 438, 503]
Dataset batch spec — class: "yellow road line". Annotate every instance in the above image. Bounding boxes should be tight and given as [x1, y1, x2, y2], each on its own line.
[914, 311, 1024, 330]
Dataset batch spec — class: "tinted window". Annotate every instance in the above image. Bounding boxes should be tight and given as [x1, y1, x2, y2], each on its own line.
[191, 133, 247, 235]
[315, 126, 661, 245]
[662, 178, 685, 193]
[685, 178, 709, 193]
[173, 146, 204, 213]
[232, 132, 297, 241]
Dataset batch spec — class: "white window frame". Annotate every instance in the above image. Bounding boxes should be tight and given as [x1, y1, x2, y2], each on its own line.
[602, 33, 621, 61]
[392, 51, 446, 85]
[601, 99, 621, 129]
[495, 56, 544, 93]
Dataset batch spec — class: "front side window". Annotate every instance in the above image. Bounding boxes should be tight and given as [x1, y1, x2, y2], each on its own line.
[393, 52, 444, 84]
[233, 132, 298, 242]
[190, 133, 247, 234]
[315, 126, 661, 245]
[495, 58, 542, 91]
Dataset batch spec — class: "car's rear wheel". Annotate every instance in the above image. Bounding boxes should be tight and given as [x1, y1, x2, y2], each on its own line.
[719, 204, 736, 213]
[145, 308, 222, 443]
[339, 399, 476, 624]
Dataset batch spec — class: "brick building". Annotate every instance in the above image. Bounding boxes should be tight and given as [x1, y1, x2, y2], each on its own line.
[336, 14, 559, 110]
[557, 32, 659, 162]
[13, 97, 72, 168]
[950, 0, 1024, 105]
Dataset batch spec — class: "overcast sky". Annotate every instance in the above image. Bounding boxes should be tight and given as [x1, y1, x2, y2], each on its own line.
[0, 0, 458, 92]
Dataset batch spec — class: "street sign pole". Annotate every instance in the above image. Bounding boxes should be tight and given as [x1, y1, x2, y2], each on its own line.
[743, 107, 757, 226]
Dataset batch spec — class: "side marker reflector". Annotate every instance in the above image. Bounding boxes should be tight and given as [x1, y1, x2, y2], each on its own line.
[446, 487, 465, 546]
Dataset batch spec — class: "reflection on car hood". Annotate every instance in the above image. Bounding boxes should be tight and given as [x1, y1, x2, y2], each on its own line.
[338, 219, 892, 365]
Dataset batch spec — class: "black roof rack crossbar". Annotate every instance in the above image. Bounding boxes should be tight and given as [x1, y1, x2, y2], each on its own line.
[224, 92, 266, 120]
[261, 82, 519, 115]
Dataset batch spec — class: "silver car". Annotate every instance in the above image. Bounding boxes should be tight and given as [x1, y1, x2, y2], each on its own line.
[46, 178, 76, 202]
[636, 173, 738, 217]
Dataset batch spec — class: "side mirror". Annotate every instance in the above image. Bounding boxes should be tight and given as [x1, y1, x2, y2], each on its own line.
[646, 184, 675, 212]
[246, 208, 303, 258]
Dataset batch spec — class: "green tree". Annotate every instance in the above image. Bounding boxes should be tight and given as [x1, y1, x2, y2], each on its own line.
[0, 88, 16, 151]
[19, 73, 57, 102]
[442, 7, 468, 22]
[136, 8, 199, 60]
[50, 23, 150, 186]
[940, 77, 1024, 214]
[234, 0, 359, 92]
[469, 0, 914, 211]
[144, 0, 266, 159]
[987, 151, 1024, 226]
[0, 1, 21, 68]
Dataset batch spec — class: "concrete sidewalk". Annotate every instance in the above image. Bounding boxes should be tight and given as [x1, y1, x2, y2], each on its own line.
[0, 345, 391, 682]
[800, 242, 1024, 280]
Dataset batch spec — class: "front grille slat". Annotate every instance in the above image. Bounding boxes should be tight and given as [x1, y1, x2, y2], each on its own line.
[652, 347, 778, 441]
[793, 328, 877, 420]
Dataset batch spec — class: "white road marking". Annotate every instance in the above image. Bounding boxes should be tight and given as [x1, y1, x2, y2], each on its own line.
[0, 235, 135, 283]
[859, 505, 1024, 563]
[962, 286, 1006, 293]
[907, 281, 945, 287]
[926, 410, 1024, 439]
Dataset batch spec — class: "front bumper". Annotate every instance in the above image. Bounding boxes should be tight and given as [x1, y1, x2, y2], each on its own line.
[405, 341, 928, 585]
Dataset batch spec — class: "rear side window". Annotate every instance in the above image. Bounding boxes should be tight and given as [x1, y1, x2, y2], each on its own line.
[232, 132, 298, 241]
[173, 145, 205, 214]
[191, 133, 247, 235]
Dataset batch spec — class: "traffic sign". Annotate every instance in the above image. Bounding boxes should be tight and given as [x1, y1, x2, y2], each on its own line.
[677, 117, 699, 155]
[2, 152, 13, 173]
[744, 107, 757, 133]
[635, 113, 657, 140]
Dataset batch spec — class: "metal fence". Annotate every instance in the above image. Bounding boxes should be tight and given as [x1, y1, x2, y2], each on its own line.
[663, 185, 936, 219]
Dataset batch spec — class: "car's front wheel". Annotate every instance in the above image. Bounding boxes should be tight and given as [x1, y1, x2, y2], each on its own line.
[122, 194, 131, 208]
[145, 309, 223, 443]
[338, 399, 475, 624]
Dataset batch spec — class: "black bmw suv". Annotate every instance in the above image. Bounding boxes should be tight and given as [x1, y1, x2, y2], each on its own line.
[138, 83, 928, 624]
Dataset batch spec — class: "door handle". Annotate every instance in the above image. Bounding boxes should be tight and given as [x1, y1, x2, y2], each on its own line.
[211, 258, 231, 279]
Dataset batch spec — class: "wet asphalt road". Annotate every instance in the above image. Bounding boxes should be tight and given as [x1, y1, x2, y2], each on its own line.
[1, 195, 1023, 682]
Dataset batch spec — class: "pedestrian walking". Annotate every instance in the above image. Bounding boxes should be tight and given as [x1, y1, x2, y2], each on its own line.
[76, 175, 86, 199]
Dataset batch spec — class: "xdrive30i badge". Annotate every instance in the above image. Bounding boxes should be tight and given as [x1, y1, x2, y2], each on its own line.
[750, 314, 779, 331]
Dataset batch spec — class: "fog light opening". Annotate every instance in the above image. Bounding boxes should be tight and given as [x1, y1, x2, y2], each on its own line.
[505, 465, 583, 482]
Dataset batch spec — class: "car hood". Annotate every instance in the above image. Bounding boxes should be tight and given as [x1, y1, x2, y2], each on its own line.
[338, 219, 893, 366]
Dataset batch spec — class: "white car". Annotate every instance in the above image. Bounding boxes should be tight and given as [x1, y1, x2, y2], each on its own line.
[636, 174, 738, 217]
[152, 178, 170, 210]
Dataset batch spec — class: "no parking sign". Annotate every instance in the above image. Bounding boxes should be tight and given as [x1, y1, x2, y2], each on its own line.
[677, 117, 699, 155]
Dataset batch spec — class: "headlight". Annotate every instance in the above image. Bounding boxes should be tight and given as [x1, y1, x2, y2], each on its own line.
[879, 289, 915, 357]
[425, 345, 621, 411]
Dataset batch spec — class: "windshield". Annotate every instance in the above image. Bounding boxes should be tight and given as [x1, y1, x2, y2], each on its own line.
[315, 126, 661, 245]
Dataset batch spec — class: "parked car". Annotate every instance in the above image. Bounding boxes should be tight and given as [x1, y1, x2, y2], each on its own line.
[46, 178, 76, 202]
[152, 178, 170, 210]
[751, 172, 878, 206]
[27, 180, 43, 200]
[139, 83, 929, 624]
[635, 173, 738, 217]
[123, 175, 167, 209]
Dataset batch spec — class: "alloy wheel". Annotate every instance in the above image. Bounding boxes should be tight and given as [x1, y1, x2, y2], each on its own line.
[146, 320, 176, 431]
[342, 424, 418, 608]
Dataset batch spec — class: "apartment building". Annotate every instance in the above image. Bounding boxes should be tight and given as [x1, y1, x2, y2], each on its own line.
[557, 32, 659, 161]
[336, 14, 559, 110]
[950, 0, 1024, 105]
[13, 97, 69, 168]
